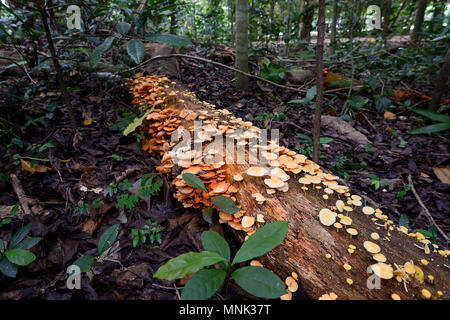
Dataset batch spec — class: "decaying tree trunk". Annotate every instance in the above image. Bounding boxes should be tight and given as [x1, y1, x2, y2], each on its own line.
[128, 75, 450, 300]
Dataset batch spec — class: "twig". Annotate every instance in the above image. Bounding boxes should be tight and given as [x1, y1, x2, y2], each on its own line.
[408, 174, 449, 244]
[126, 54, 307, 93]
[10, 174, 32, 216]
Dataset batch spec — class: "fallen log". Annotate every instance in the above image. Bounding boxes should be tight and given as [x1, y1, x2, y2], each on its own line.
[127, 75, 450, 300]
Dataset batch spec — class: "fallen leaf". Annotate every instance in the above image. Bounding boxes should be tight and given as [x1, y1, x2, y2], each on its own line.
[432, 166, 450, 185]
[83, 119, 95, 125]
[20, 159, 51, 174]
[384, 111, 396, 120]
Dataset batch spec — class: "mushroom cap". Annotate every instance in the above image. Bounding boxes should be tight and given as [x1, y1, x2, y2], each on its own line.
[362, 206, 375, 215]
[233, 173, 244, 181]
[364, 241, 381, 254]
[264, 176, 285, 189]
[370, 232, 380, 240]
[346, 228, 358, 236]
[373, 253, 387, 262]
[340, 216, 353, 226]
[371, 263, 394, 279]
[270, 167, 290, 182]
[246, 166, 268, 177]
[241, 216, 255, 228]
[336, 200, 345, 212]
[319, 208, 337, 226]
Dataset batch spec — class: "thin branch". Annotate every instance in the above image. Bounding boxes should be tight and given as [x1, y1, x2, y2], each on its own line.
[125, 54, 307, 93]
[408, 174, 449, 244]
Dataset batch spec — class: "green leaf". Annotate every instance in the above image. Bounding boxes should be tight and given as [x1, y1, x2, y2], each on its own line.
[5, 249, 35, 266]
[306, 86, 317, 101]
[146, 34, 192, 48]
[127, 39, 146, 64]
[428, 225, 438, 238]
[211, 195, 240, 215]
[182, 173, 207, 192]
[123, 107, 154, 136]
[116, 22, 131, 35]
[201, 231, 230, 261]
[98, 224, 119, 256]
[232, 221, 288, 265]
[14, 237, 42, 250]
[72, 255, 96, 273]
[319, 137, 334, 144]
[399, 214, 409, 228]
[154, 251, 226, 280]
[181, 268, 226, 300]
[89, 36, 115, 68]
[296, 133, 313, 144]
[202, 207, 214, 224]
[412, 229, 434, 239]
[407, 122, 450, 135]
[231, 266, 286, 299]
[0, 258, 18, 278]
[9, 223, 31, 249]
[410, 108, 450, 123]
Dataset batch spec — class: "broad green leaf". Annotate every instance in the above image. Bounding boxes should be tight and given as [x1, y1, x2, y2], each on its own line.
[408, 122, 450, 135]
[410, 108, 450, 123]
[319, 137, 334, 144]
[412, 229, 434, 239]
[202, 207, 214, 224]
[232, 221, 288, 265]
[181, 268, 226, 300]
[211, 195, 240, 215]
[428, 225, 438, 238]
[14, 237, 42, 250]
[98, 224, 119, 256]
[127, 39, 145, 64]
[154, 251, 226, 280]
[72, 255, 96, 273]
[287, 99, 303, 104]
[9, 223, 31, 249]
[115, 22, 131, 35]
[123, 107, 154, 136]
[89, 36, 115, 68]
[296, 133, 312, 144]
[0, 258, 18, 278]
[136, 9, 148, 34]
[201, 231, 230, 261]
[182, 173, 207, 191]
[399, 214, 409, 228]
[146, 34, 192, 48]
[306, 85, 317, 101]
[6, 249, 35, 266]
[231, 266, 286, 299]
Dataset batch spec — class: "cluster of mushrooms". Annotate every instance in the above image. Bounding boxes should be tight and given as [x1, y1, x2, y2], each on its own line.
[129, 75, 448, 300]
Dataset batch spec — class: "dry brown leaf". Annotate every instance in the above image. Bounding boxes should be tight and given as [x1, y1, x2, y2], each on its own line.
[432, 166, 450, 185]
[20, 159, 51, 174]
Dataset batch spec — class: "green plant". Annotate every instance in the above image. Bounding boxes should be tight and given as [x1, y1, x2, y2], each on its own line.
[72, 224, 119, 274]
[131, 219, 165, 248]
[154, 221, 288, 300]
[295, 134, 332, 159]
[396, 184, 411, 197]
[74, 202, 91, 215]
[138, 174, 163, 197]
[0, 223, 42, 278]
[368, 174, 389, 191]
[259, 58, 285, 83]
[408, 108, 450, 135]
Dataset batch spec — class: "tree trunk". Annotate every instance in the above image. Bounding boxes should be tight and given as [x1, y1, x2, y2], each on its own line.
[383, 0, 392, 44]
[312, 0, 325, 164]
[128, 75, 450, 300]
[286, 0, 294, 56]
[411, 0, 428, 43]
[430, 45, 450, 111]
[235, 0, 249, 90]
[300, 0, 314, 45]
[228, 0, 234, 44]
[330, 1, 339, 55]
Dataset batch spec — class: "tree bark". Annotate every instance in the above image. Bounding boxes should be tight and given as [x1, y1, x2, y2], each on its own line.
[383, 0, 392, 43]
[128, 75, 450, 300]
[312, 0, 325, 164]
[430, 45, 450, 111]
[235, 0, 249, 90]
[300, 0, 314, 45]
[411, 0, 428, 43]
[330, 1, 339, 55]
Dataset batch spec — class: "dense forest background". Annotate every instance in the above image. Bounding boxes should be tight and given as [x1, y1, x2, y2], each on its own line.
[0, 0, 449, 300]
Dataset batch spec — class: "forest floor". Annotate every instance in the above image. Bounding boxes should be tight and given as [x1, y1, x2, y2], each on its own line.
[0, 41, 448, 300]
